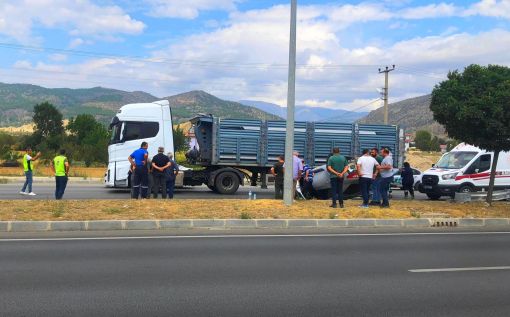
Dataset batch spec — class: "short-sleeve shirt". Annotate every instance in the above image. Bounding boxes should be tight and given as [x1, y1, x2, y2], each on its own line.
[357, 155, 379, 178]
[327, 154, 348, 179]
[272, 162, 284, 183]
[302, 164, 313, 182]
[380, 156, 394, 178]
[130, 148, 148, 166]
[151, 153, 170, 174]
[166, 160, 179, 179]
[284, 156, 303, 180]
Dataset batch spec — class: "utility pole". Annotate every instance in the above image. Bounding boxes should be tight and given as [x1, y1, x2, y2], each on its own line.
[379, 65, 395, 125]
[283, 0, 297, 206]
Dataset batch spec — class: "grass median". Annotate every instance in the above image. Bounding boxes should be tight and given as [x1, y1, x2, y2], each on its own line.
[0, 199, 509, 221]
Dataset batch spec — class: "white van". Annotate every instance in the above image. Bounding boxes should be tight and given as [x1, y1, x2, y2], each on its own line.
[419, 143, 510, 200]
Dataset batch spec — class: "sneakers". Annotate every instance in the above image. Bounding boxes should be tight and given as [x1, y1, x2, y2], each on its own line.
[358, 204, 369, 208]
[19, 191, 27, 195]
[27, 192, 37, 196]
[329, 204, 337, 208]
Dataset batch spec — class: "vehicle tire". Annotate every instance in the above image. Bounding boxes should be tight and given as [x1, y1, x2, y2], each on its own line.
[426, 193, 441, 200]
[215, 171, 240, 195]
[458, 184, 474, 193]
[207, 184, 217, 192]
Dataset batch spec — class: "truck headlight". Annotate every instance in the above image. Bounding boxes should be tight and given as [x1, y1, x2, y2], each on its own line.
[442, 172, 458, 180]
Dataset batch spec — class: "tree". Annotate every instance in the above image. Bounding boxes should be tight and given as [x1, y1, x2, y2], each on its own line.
[32, 102, 65, 153]
[431, 64, 510, 205]
[67, 114, 109, 166]
[414, 130, 432, 151]
[173, 126, 188, 152]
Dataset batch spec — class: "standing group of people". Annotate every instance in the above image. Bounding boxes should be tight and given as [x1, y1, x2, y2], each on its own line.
[128, 142, 179, 199]
[20, 148, 70, 200]
[271, 146, 401, 209]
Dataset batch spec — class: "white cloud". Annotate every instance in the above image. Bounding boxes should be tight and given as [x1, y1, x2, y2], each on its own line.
[400, 3, 459, 19]
[0, 0, 145, 43]
[144, 0, 239, 19]
[466, 0, 510, 19]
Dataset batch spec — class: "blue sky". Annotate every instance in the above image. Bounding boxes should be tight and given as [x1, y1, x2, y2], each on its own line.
[0, 0, 509, 111]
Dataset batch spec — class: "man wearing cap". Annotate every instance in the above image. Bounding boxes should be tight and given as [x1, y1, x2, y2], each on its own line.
[128, 142, 149, 199]
[151, 146, 171, 199]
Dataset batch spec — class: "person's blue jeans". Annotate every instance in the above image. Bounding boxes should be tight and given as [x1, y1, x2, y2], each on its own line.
[22, 171, 33, 193]
[359, 177, 372, 206]
[55, 176, 68, 200]
[380, 176, 393, 206]
[330, 177, 344, 206]
[371, 177, 381, 202]
[166, 177, 175, 199]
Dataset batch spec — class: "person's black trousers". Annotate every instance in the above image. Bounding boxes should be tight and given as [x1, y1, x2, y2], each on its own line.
[152, 173, 167, 199]
[274, 180, 284, 199]
[55, 176, 68, 200]
[359, 177, 372, 206]
[330, 177, 344, 206]
[166, 177, 175, 199]
[132, 166, 149, 199]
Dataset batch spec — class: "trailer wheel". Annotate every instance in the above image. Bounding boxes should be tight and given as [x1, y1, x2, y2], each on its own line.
[215, 171, 240, 195]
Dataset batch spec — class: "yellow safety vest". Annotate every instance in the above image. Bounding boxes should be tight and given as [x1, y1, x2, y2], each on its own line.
[53, 155, 67, 176]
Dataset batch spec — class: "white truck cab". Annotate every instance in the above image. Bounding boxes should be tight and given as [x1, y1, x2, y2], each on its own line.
[105, 100, 174, 188]
[419, 143, 510, 199]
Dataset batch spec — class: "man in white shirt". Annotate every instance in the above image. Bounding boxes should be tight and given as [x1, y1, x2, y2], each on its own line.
[356, 149, 380, 208]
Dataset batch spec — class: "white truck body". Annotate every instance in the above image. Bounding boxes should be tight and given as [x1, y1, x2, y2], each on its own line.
[419, 143, 510, 199]
[105, 100, 174, 188]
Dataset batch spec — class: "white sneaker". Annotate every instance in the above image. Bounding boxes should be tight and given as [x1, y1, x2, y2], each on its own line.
[19, 191, 27, 195]
[27, 192, 37, 196]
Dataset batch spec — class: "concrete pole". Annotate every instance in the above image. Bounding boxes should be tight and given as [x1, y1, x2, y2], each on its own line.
[283, 0, 297, 206]
[384, 70, 389, 124]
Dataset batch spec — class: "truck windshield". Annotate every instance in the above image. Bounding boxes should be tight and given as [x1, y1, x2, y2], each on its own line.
[435, 151, 477, 169]
[109, 121, 159, 144]
[110, 122, 123, 144]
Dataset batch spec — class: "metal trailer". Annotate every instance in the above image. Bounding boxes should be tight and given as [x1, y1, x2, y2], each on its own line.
[185, 115, 404, 194]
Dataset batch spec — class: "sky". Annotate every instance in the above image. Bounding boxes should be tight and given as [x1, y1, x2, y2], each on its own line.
[0, 0, 509, 112]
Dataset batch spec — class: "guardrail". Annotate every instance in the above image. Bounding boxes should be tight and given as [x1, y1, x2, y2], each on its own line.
[455, 189, 510, 203]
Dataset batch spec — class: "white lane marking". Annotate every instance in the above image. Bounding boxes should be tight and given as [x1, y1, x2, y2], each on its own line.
[0, 231, 510, 242]
[410, 266, 510, 273]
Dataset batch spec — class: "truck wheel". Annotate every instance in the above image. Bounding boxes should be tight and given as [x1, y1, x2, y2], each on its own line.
[207, 184, 217, 192]
[215, 171, 240, 195]
[458, 184, 474, 193]
[426, 193, 441, 200]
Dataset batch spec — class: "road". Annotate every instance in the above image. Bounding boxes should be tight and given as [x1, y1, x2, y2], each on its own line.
[0, 181, 429, 200]
[1, 230, 509, 316]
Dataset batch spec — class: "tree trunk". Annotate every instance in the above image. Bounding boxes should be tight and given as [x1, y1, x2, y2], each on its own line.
[486, 150, 500, 206]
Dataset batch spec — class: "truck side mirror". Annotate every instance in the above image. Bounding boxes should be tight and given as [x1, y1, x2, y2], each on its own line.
[431, 164, 435, 167]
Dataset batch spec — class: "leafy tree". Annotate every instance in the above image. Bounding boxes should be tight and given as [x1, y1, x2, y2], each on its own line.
[431, 64, 510, 205]
[33, 102, 64, 138]
[173, 126, 188, 152]
[67, 114, 109, 166]
[414, 130, 432, 151]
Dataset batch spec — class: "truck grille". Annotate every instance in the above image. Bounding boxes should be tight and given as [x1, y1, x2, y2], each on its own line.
[422, 175, 439, 186]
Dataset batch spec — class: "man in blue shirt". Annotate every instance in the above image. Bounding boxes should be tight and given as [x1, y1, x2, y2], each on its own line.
[128, 142, 149, 199]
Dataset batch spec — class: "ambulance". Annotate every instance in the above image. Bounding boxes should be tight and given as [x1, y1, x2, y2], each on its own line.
[419, 143, 510, 200]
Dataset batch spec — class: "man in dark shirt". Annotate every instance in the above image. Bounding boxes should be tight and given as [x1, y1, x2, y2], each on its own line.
[166, 152, 179, 199]
[327, 147, 349, 208]
[271, 155, 285, 199]
[128, 142, 149, 199]
[151, 147, 171, 199]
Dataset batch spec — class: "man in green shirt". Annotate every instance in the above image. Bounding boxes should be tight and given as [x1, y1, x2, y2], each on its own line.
[51, 149, 70, 200]
[327, 147, 349, 208]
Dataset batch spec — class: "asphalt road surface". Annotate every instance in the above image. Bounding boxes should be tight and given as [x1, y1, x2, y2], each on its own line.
[0, 181, 429, 201]
[1, 231, 509, 316]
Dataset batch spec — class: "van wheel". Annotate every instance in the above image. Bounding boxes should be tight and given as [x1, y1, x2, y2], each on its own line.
[458, 184, 474, 193]
[426, 193, 441, 200]
[215, 171, 240, 195]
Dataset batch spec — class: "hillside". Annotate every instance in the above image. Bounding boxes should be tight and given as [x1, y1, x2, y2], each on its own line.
[239, 100, 367, 123]
[357, 94, 445, 135]
[0, 83, 280, 126]
[165, 91, 281, 123]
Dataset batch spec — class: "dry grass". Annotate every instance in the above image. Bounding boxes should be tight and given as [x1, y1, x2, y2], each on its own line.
[406, 151, 443, 171]
[0, 199, 508, 221]
[0, 166, 105, 178]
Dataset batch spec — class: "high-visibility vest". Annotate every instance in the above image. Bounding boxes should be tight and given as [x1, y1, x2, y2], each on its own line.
[23, 154, 32, 172]
[53, 155, 67, 176]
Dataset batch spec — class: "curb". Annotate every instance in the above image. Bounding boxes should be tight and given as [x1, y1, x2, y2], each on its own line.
[0, 218, 509, 232]
[0, 177, 102, 184]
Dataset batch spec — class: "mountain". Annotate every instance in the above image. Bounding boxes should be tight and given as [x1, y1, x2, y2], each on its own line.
[0, 83, 280, 127]
[165, 91, 281, 123]
[0, 83, 158, 126]
[357, 94, 445, 135]
[239, 100, 367, 123]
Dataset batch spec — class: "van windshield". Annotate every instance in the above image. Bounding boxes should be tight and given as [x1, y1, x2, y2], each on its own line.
[435, 151, 478, 169]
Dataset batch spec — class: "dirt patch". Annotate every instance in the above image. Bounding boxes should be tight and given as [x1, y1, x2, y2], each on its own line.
[406, 151, 443, 171]
[0, 199, 508, 221]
